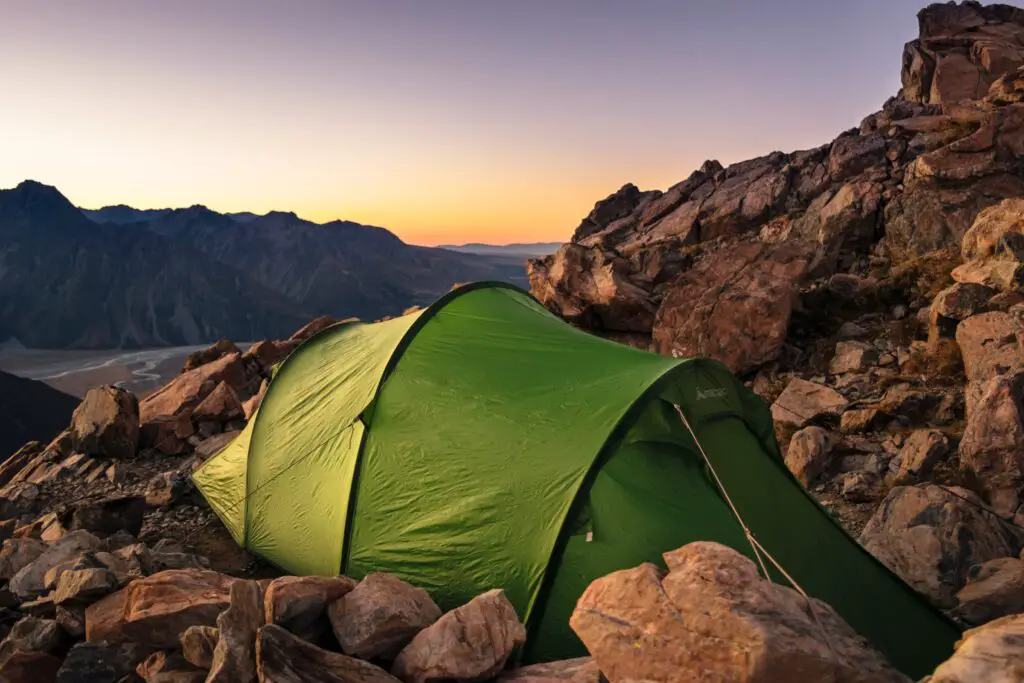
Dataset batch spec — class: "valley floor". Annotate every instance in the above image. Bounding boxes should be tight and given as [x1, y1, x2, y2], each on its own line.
[0, 344, 249, 398]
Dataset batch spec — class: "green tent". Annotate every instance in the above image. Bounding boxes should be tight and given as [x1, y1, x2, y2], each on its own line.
[193, 282, 960, 677]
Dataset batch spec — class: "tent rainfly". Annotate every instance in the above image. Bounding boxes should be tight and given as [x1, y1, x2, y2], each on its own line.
[192, 281, 961, 677]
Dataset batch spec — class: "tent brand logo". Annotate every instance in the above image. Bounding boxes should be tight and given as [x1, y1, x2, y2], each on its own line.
[695, 387, 727, 401]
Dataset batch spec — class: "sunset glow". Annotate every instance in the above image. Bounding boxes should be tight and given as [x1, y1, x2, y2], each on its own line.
[1, 0, 927, 245]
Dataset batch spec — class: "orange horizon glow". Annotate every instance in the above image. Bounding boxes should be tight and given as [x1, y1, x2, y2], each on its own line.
[1, 1, 924, 246]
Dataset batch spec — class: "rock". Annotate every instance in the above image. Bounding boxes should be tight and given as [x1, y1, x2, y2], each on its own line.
[570, 541, 908, 683]
[55, 642, 153, 683]
[207, 579, 264, 683]
[951, 258, 1024, 291]
[0, 538, 47, 580]
[242, 379, 268, 419]
[785, 426, 832, 487]
[191, 381, 244, 423]
[840, 470, 881, 503]
[891, 429, 950, 484]
[194, 430, 241, 461]
[121, 569, 236, 648]
[290, 315, 343, 343]
[140, 352, 246, 424]
[145, 472, 191, 508]
[528, 244, 658, 334]
[136, 651, 206, 683]
[652, 241, 816, 374]
[182, 339, 240, 374]
[860, 485, 1020, 607]
[69, 495, 146, 538]
[828, 134, 887, 182]
[70, 386, 139, 460]
[138, 414, 194, 456]
[955, 312, 1022, 383]
[930, 283, 996, 340]
[793, 182, 883, 270]
[392, 589, 526, 683]
[56, 603, 86, 639]
[265, 575, 355, 641]
[840, 408, 884, 433]
[830, 341, 879, 374]
[243, 340, 294, 374]
[53, 568, 117, 604]
[0, 617, 65, 668]
[770, 378, 849, 428]
[953, 556, 1024, 625]
[180, 625, 219, 669]
[923, 614, 1024, 682]
[256, 623, 402, 683]
[85, 589, 130, 645]
[329, 572, 442, 660]
[0, 650, 62, 683]
[496, 659, 601, 683]
[959, 369, 1024, 516]
[9, 530, 101, 600]
[961, 198, 1024, 261]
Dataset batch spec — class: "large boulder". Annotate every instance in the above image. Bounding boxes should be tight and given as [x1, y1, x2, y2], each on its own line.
[859, 485, 1021, 607]
[527, 244, 658, 334]
[265, 575, 355, 642]
[923, 614, 1024, 682]
[329, 573, 442, 660]
[959, 369, 1024, 517]
[961, 197, 1024, 261]
[955, 312, 1022, 383]
[121, 569, 236, 648]
[652, 240, 817, 374]
[290, 315, 343, 343]
[953, 556, 1024, 625]
[70, 386, 139, 460]
[207, 579, 264, 683]
[0, 538, 47, 580]
[256, 623, 402, 683]
[569, 541, 909, 683]
[0, 650, 62, 683]
[392, 589, 526, 683]
[140, 352, 246, 424]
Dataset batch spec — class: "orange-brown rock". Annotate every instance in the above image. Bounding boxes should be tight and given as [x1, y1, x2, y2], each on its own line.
[959, 369, 1024, 517]
[180, 625, 219, 669]
[496, 659, 601, 683]
[256, 623, 402, 683]
[923, 614, 1024, 682]
[290, 315, 343, 343]
[140, 352, 246, 424]
[652, 240, 817, 374]
[121, 569, 236, 648]
[207, 579, 264, 683]
[570, 542, 909, 683]
[191, 381, 244, 423]
[955, 312, 1022, 382]
[392, 589, 526, 683]
[85, 589, 130, 645]
[70, 386, 139, 460]
[182, 339, 241, 374]
[136, 651, 206, 683]
[329, 573, 441, 660]
[265, 575, 355, 642]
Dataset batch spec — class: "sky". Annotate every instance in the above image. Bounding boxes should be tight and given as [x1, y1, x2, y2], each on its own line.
[0, 0, 930, 245]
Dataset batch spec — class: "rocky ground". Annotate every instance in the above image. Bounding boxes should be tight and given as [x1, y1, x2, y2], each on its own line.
[2, 1, 1024, 681]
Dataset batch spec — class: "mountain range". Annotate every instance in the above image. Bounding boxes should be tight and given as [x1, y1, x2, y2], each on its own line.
[0, 369, 79, 458]
[437, 242, 563, 257]
[0, 181, 533, 349]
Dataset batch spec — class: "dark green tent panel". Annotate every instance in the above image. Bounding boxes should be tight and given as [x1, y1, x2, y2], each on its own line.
[193, 282, 961, 679]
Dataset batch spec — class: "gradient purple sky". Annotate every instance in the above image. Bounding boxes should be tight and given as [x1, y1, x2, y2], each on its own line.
[1, 1, 929, 244]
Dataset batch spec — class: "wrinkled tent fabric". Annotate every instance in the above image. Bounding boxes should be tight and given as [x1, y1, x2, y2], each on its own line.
[192, 282, 961, 677]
